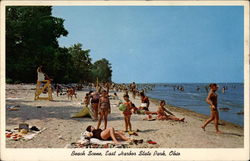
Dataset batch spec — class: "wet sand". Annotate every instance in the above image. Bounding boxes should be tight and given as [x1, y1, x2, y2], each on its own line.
[5, 84, 243, 148]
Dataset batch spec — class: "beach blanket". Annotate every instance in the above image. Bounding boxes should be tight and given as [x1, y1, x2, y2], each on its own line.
[71, 106, 94, 118]
[64, 131, 129, 148]
[6, 105, 20, 111]
[6, 127, 46, 141]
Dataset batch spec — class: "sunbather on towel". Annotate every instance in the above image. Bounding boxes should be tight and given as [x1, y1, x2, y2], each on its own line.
[86, 125, 131, 144]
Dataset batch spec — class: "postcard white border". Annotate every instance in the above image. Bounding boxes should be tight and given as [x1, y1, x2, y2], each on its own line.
[1, 1, 249, 161]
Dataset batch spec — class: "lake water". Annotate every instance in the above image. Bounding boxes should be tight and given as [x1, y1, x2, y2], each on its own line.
[144, 83, 244, 126]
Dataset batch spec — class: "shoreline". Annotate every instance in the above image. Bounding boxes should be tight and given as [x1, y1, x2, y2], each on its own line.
[5, 84, 244, 148]
[148, 97, 243, 129]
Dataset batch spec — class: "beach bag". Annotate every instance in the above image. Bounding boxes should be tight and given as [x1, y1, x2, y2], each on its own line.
[118, 104, 126, 111]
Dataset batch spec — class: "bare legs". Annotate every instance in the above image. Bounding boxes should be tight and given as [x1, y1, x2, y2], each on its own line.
[201, 110, 221, 133]
[92, 103, 98, 120]
[100, 127, 120, 144]
[124, 115, 132, 132]
[168, 115, 185, 121]
[97, 110, 108, 129]
[145, 111, 157, 115]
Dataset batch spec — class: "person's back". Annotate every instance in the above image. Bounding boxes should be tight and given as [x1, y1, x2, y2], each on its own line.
[37, 67, 45, 82]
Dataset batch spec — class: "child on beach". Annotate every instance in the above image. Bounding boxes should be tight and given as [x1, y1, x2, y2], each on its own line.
[122, 94, 135, 132]
[97, 90, 111, 130]
[83, 93, 90, 106]
[201, 83, 221, 133]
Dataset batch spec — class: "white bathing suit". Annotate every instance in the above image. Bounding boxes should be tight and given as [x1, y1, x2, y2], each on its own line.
[37, 72, 45, 81]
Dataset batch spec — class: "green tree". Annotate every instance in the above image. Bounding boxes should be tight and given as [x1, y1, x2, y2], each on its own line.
[68, 43, 92, 83]
[6, 6, 68, 83]
[91, 58, 112, 83]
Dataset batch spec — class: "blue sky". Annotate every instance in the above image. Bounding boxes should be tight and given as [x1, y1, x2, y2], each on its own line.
[52, 6, 244, 83]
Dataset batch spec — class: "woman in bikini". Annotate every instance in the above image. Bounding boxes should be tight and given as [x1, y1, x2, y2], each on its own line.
[97, 90, 110, 129]
[201, 83, 221, 133]
[86, 125, 131, 144]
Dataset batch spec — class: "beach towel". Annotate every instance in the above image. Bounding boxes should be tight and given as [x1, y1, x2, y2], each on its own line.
[6, 127, 46, 141]
[64, 131, 129, 148]
[71, 106, 94, 118]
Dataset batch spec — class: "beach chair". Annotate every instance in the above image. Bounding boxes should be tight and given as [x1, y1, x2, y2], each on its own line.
[34, 80, 53, 101]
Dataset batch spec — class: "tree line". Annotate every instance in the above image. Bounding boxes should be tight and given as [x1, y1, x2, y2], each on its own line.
[6, 6, 112, 84]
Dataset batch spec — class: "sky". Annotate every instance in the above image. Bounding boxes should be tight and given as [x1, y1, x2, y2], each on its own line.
[52, 6, 244, 83]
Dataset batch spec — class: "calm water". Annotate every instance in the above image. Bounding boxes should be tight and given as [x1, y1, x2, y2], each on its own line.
[144, 83, 244, 126]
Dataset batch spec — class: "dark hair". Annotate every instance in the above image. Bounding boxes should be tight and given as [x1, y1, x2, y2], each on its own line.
[140, 92, 145, 97]
[123, 94, 129, 98]
[89, 91, 93, 94]
[160, 100, 166, 104]
[209, 83, 217, 88]
[86, 125, 92, 132]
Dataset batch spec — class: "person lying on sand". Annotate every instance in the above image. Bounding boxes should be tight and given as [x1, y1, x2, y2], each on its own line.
[144, 100, 185, 122]
[86, 125, 131, 144]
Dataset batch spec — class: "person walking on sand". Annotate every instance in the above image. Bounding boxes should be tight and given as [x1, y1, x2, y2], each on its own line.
[201, 83, 222, 133]
[97, 90, 111, 130]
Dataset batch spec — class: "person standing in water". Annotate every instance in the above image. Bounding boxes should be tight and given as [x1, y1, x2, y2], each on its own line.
[201, 83, 221, 133]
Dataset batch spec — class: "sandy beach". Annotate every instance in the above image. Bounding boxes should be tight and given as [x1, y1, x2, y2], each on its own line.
[5, 84, 243, 148]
